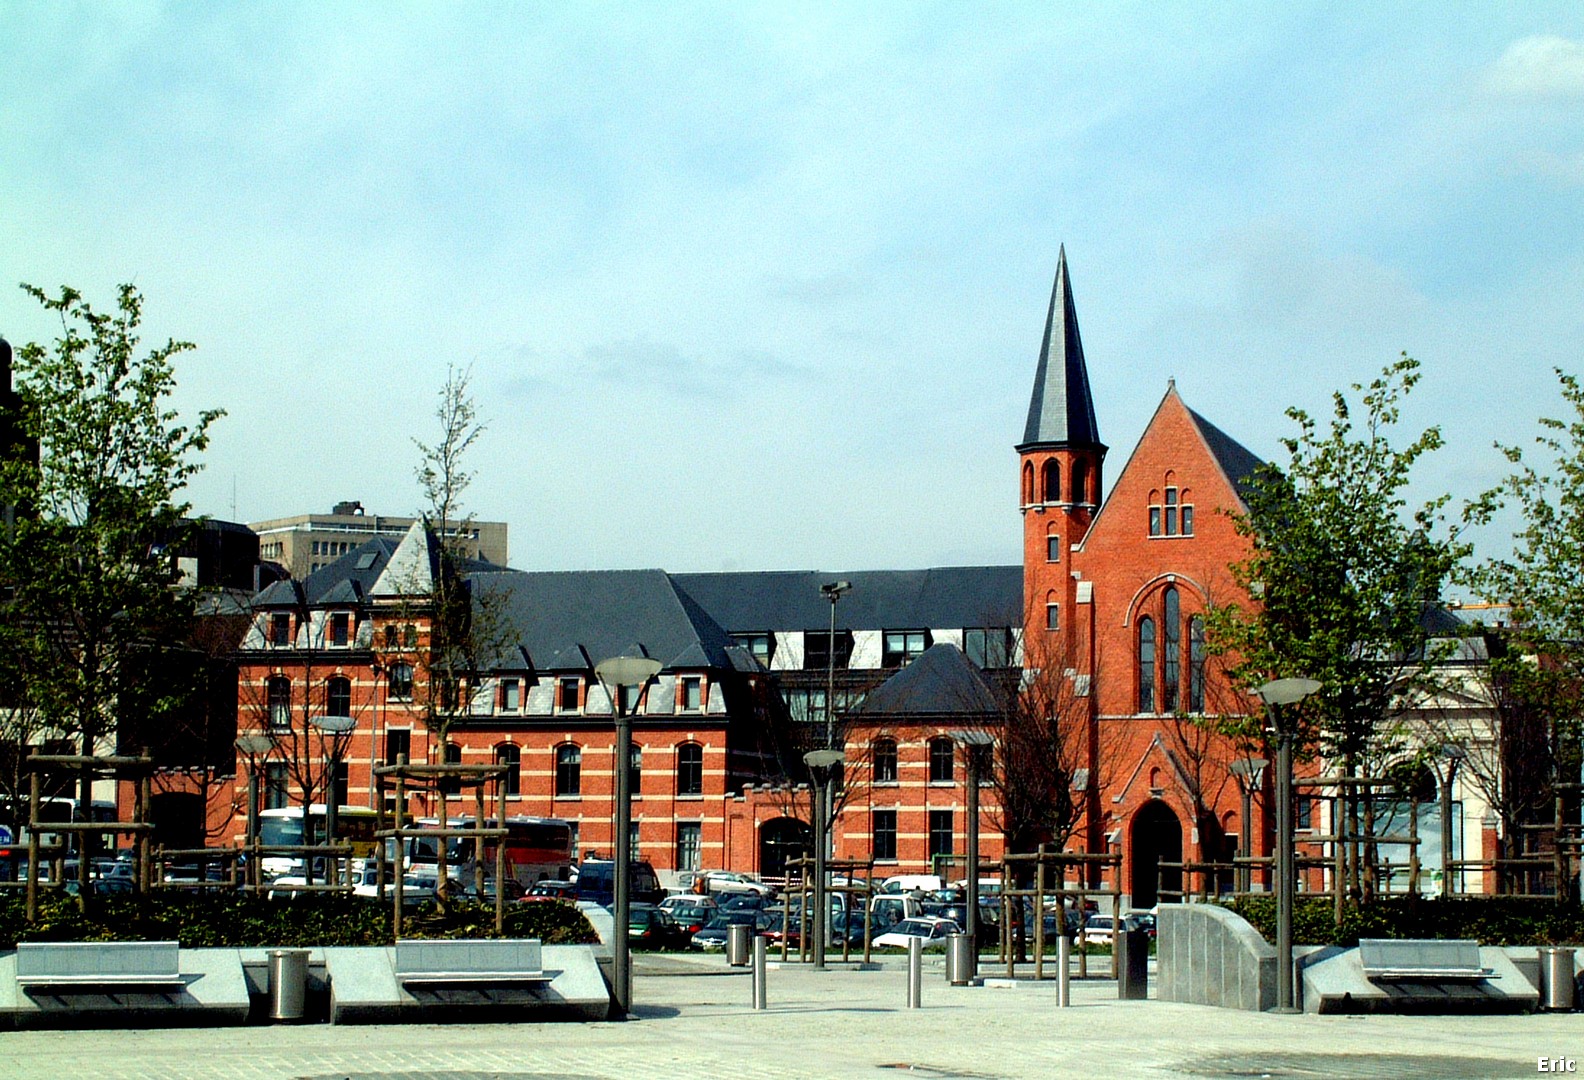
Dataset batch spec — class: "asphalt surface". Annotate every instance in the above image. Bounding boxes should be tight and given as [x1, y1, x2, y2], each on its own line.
[6, 951, 1578, 1079]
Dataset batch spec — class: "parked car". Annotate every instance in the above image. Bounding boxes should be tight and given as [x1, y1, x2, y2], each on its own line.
[628, 903, 691, 950]
[522, 879, 577, 902]
[690, 870, 775, 898]
[1079, 913, 1150, 946]
[690, 910, 776, 951]
[659, 900, 716, 936]
[873, 916, 961, 950]
[574, 858, 664, 908]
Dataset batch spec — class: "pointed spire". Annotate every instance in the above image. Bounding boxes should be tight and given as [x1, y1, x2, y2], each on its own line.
[1018, 246, 1103, 452]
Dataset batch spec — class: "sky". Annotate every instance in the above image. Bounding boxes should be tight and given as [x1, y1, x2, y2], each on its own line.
[3, 4, 1583, 579]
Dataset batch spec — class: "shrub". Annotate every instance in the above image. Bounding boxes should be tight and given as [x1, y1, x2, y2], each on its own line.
[1226, 895, 1584, 947]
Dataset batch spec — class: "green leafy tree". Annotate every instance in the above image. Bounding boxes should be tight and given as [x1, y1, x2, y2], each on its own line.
[1464, 369, 1584, 894]
[0, 284, 222, 893]
[1205, 356, 1463, 901]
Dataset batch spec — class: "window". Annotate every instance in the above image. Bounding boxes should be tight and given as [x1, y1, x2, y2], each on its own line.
[677, 743, 704, 796]
[557, 677, 580, 713]
[267, 676, 291, 730]
[928, 737, 954, 784]
[264, 763, 289, 810]
[1047, 532, 1061, 562]
[495, 744, 521, 795]
[1023, 462, 1035, 505]
[681, 677, 702, 712]
[330, 761, 349, 807]
[803, 631, 854, 671]
[500, 678, 521, 712]
[1148, 485, 1194, 538]
[970, 742, 994, 785]
[676, 822, 702, 872]
[269, 612, 290, 647]
[382, 624, 397, 648]
[872, 738, 898, 784]
[440, 742, 463, 796]
[1041, 459, 1060, 503]
[929, 810, 953, 858]
[1188, 616, 1206, 714]
[872, 809, 897, 861]
[629, 745, 643, 796]
[731, 632, 773, 665]
[1296, 797, 1313, 831]
[1072, 459, 1090, 505]
[568, 821, 581, 860]
[402, 623, 418, 648]
[629, 821, 641, 855]
[555, 744, 582, 797]
[883, 630, 928, 667]
[619, 683, 642, 714]
[1045, 603, 1060, 632]
[384, 728, 411, 767]
[330, 612, 350, 647]
[388, 662, 413, 701]
[1163, 586, 1181, 713]
[1138, 617, 1156, 713]
[326, 676, 351, 718]
[964, 628, 1011, 668]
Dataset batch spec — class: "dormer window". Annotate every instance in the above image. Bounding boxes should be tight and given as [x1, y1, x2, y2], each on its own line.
[329, 612, 350, 647]
[557, 677, 581, 713]
[268, 612, 291, 647]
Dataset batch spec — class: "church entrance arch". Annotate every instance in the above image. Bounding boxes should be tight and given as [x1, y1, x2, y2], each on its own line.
[759, 817, 812, 880]
[1129, 800, 1182, 909]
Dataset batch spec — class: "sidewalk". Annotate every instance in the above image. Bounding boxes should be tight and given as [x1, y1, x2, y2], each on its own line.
[5, 952, 1573, 1079]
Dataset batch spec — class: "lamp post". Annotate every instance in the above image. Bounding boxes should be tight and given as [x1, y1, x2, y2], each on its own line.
[1437, 743, 1465, 899]
[235, 734, 275, 888]
[310, 715, 356, 885]
[951, 730, 993, 977]
[1256, 677, 1321, 1014]
[819, 581, 851, 865]
[803, 749, 844, 970]
[1228, 757, 1269, 894]
[596, 654, 663, 1016]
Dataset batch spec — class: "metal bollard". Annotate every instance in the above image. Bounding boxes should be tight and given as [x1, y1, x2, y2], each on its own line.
[946, 932, 973, 986]
[727, 923, 752, 967]
[268, 948, 310, 1022]
[907, 936, 923, 1008]
[752, 935, 768, 1010]
[1538, 946, 1577, 1011]
[1057, 935, 1071, 1007]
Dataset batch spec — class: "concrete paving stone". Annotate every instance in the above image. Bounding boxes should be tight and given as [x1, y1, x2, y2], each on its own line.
[4, 953, 1579, 1079]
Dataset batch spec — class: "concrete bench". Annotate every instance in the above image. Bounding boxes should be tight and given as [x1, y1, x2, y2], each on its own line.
[15, 941, 183, 989]
[394, 939, 550, 988]
[1358, 938, 1490, 982]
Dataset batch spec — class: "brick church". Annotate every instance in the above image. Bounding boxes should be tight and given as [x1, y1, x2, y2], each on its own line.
[166, 249, 1283, 906]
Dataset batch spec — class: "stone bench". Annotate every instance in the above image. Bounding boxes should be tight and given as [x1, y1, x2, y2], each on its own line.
[15, 941, 183, 989]
[394, 939, 550, 987]
[1358, 938, 1490, 982]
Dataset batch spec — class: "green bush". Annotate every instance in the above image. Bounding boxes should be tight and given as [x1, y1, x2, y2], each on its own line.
[0, 892, 597, 949]
[1226, 895, 1584, 947]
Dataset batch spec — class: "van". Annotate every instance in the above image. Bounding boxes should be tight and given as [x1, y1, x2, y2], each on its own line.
[879, 874, 943, 895]
[869, 893, 922, 928]
[574, 858, 664, 908]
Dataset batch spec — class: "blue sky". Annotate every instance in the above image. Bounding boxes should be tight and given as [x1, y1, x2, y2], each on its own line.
[3, 4, 1583, 578]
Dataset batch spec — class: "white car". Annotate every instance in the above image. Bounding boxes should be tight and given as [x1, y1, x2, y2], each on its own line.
[873, 916, 961, 950]
[659, 894, 717, 913]
[691, 870, 775, 897]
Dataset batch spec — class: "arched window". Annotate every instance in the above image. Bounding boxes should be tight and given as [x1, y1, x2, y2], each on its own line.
[495, 743, 521, 796]
[1042, 459, 1060, 503]
[555, 743, 581, 797]
[1163, 587, 1181, 713]
[676, 743, 704, 796]
[1189, 616, 1206, 714]
[928, 737, 954, 783]
[872, 738, 898, 784]
[1138, 617, 1156, 713]
[325, 676, 351, 718]
[266, 676, 291, 729]
[1072, 459, 1090, 505]
[1023, 461, 1035, 505]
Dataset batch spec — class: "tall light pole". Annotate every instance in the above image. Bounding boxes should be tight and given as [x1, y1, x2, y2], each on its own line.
[1437, 743, 1464, 898]
[311, 715, 356, 885]
[820, 581, 852, 751]
[952, 730, 994, 977]
[804, 749, 844, 970]
[596, 654, 662, 1017]
[1228, 757, 1268, 894]
[1257, 677, 1320, 1014]
[235, 734, 275, 888]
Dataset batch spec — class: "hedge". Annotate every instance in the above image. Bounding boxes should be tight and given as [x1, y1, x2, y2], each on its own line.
[0, 892, 598, 950]
[1226, 895, 1584, 947]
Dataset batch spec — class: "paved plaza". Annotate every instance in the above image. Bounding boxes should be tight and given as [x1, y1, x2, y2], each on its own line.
[5, 953, 1578, 1079]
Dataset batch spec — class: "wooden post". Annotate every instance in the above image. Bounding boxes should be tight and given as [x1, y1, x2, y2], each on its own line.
[393, 754, 406, 937]
[26, 768, 39, 922]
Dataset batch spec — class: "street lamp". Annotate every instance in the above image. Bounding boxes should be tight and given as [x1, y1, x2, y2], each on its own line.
[1256, 677, 1321, 1013]
[310, 715, 356, 885]
[819, 581, 852, 755]
[951, 730, 994, 978]
[1437, 743, 1465, 899]
[803, 748, 844, 970]
[235, 734, 275, 888]
[1227, 757, 1269, 894]
[596, 654, 663, 1016]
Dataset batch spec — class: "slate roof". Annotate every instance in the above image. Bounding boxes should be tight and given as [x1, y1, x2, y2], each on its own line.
[253, 537, 400, 607]
[468, 569, 740, 673]
[1188, 407, 1264, 502]
[669, 567, 1023, 633]
[852, 644, 1001, 718]
[1018, 246, 1104, 452]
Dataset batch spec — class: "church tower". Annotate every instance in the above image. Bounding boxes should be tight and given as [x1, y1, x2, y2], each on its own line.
[1017, 247, 1105, 672]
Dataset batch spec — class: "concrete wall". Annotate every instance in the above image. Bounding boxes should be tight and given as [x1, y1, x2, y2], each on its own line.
[1156, 902, 1275, 1012]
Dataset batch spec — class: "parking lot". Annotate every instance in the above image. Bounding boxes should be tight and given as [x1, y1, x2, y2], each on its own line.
[4, 951, 1577, 1079]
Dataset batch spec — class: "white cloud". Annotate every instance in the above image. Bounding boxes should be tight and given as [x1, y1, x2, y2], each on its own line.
[1482, 35, 1584, 99]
